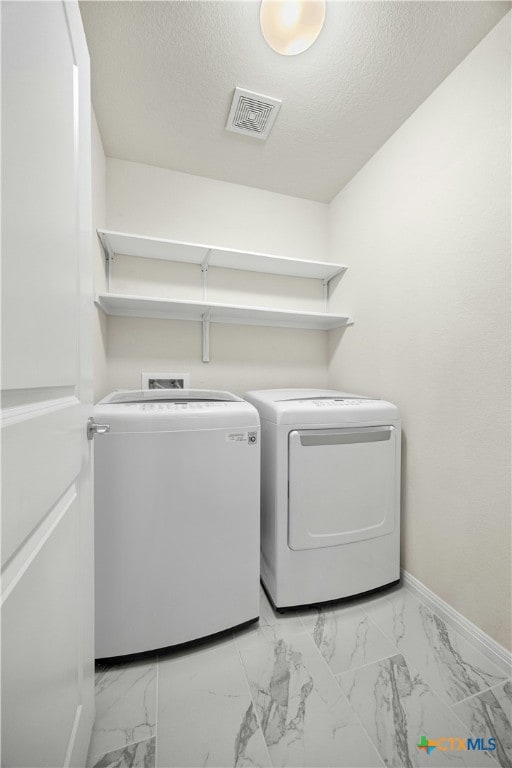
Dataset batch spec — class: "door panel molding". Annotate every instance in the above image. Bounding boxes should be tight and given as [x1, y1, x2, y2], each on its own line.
[2, 484, 77, 604]
[1, 400, 82, 566]
[1, 385, 76, 409]
[1, 394, 79, 425]
[2, 494, 81, 768]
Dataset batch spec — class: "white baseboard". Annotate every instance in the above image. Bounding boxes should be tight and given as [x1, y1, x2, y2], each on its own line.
[401, 569, 512, 676]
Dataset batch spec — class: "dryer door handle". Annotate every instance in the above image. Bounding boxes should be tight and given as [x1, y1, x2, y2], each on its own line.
[298, 426, 392, 447]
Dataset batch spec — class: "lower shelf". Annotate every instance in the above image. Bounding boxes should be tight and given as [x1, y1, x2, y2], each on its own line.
[95, 293, 353, 331]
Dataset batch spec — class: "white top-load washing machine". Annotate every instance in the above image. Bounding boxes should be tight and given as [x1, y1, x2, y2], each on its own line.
[94, 389, 260, 658]
[244, 389, 400, 609]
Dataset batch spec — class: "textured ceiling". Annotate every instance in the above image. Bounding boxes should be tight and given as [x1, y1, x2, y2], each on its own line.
[80, 0, 510, 202]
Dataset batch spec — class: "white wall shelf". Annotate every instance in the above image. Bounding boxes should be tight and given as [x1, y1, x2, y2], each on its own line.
[96, 229, 352, 362]
[97, 229, 347, 282]
[96, 294, 352, 331]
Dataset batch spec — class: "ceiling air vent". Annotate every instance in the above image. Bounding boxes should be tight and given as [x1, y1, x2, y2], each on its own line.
[226, 87, 281, 141]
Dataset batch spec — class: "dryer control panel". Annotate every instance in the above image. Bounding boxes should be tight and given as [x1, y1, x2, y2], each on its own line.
[296, 398, 370, 408]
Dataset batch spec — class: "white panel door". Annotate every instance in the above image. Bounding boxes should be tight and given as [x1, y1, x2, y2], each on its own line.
[288, 426, 397, 550]
[1, 2, 94, 766]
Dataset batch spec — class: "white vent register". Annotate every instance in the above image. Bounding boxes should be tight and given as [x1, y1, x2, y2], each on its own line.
[226, 87, 281, 140]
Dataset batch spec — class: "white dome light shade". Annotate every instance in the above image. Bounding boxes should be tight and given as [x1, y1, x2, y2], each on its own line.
[260, 0, 326, 56]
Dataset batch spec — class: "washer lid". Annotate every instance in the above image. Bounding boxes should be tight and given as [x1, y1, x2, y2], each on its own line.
[244, 388, 399, 425]
[98, 388, 243, 405]
[94, 389, 259, 432]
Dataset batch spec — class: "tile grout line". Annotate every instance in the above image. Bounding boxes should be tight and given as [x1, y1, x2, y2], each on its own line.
[232, 630, 275, 768]
[262, 603, 388, 767]
[319, 623, 497, 768]
[89, 657, 160, 768]
[450, 677, 512, 708]
[296, 601, 503, 768]
[369, 591, 510, 706]
[400, 582, 508, 677]
[295, 611, 387, 767]
[450, 714, 501, 767]
[266, 593, 507, 768]
[341, 636, 501, 768]
[88, 735, 155, 767]
[401, 571, 512, 675]
[444, 694, 502, 767]
[404, 659, 502, 768]
[337, 648, 404, 677]
[358, 601, 470, 700]
[297, 605, 404, 679]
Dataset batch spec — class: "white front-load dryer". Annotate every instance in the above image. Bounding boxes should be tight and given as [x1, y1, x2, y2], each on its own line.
[94, 389, 260, 658]
[244, 389, 401, 608]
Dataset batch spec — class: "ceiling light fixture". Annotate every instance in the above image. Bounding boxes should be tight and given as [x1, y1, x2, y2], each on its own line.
[260, 0, 326, 56]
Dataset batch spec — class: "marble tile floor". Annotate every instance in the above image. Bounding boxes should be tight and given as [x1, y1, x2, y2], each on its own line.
[87, 584, 511, 768]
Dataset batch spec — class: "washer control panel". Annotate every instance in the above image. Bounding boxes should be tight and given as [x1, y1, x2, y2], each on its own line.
[136, 401, 231, 412]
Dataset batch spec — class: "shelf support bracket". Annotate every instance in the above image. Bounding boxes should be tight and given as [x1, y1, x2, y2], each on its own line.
[202, 311, 211, 363]
[323, 278, 329, 312]
[201, 249, 212, 302]
[98, 232, 114, 293]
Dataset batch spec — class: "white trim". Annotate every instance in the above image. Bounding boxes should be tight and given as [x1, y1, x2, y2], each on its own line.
[63, 704, 82, 768]
[0, 395, 79, 426]
[1, 485, 77, 603]
[401, 569, 512, 675]
[64, 701, 95, 768]
[0, 385, 75, 409]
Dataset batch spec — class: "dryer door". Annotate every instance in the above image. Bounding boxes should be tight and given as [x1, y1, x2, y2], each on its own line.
[288, 426, 397, 551]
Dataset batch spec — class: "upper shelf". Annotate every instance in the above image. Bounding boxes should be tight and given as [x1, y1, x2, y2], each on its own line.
[97, 229, 346, 282]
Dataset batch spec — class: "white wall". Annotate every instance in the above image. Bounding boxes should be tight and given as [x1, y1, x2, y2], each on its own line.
[107, 158, 329, 260]
[327, 14, 511, 649]
[92, 111, 108, 403]
[98, 159, 330, 398]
